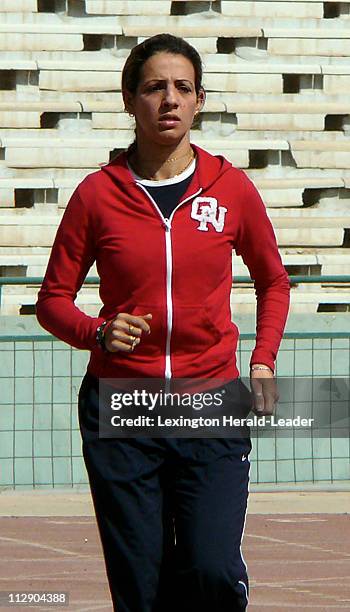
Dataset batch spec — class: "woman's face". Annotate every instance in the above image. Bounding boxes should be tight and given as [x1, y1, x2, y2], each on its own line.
[124, 52, 205, 147]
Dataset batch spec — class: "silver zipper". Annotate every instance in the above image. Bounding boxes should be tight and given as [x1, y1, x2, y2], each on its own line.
[136, 183, 203, 383]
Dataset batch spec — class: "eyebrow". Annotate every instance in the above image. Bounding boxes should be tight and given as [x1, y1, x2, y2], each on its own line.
[143, 79, 193, 86]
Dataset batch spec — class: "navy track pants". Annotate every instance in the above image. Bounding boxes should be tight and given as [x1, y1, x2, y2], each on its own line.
[78, 372, 252, 612]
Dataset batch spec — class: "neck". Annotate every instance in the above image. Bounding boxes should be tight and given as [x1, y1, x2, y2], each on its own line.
[128, 141, 194, 181]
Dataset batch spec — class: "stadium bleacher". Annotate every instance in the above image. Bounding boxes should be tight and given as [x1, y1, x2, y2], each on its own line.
[0, 0, 349, 314]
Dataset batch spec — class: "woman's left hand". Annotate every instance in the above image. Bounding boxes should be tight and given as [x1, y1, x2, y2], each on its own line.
[250, 365, 279, 416]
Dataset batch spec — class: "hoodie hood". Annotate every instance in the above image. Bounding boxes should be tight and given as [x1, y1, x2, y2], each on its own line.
[100, 143, 233, 192]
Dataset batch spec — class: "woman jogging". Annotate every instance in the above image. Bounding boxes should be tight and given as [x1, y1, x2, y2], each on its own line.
[36, 33, 290, 612]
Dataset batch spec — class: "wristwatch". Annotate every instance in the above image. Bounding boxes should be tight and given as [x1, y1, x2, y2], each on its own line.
[96, 320, 109, 352]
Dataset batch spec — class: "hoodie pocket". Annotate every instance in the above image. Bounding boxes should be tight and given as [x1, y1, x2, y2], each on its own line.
[172, 305, 221, 356]
[128, 304, 165, 357]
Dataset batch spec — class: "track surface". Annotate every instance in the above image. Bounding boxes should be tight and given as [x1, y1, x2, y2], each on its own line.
[1, 514, 349, 611]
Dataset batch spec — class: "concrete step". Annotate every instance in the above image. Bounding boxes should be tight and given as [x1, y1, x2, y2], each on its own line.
[234, 249, 350, 277]
[255, 177, 345, 189]
[2, 285, 349, 317]
[265, 27, 350, 38]
[268, 210, 350, 227]
[85, 1, 172, 15]
[268, 37, 350, 56]
[0, 97, 349, 116]
[231, 289, 350, 316]
[221, 1, 324, 19]
[0, 22, 123, 35]
[1, 250, 348, 279]
[0, 33, 83, 52]
[0, 0, 37, 11]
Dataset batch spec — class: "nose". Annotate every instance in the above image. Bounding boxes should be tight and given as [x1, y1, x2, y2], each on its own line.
[161, 84, 179, 108]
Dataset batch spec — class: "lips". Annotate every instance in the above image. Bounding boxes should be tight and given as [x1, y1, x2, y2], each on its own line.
[159, 115, 180, 122]
[158, 115, 181, 130]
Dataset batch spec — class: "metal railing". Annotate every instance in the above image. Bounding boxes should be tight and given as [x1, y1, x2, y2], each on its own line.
[0, 331, 349, 489]
[0, 274, 350, 287]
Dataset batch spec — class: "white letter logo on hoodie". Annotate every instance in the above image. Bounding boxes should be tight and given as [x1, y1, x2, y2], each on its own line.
[191, 197, 227, 233]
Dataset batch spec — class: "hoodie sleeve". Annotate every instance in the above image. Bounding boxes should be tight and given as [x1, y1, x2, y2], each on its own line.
[234, 173, 290, 373]
[36, 185, 105, 350]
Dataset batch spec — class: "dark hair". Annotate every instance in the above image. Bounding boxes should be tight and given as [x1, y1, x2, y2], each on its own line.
[122, 33, 204, 96]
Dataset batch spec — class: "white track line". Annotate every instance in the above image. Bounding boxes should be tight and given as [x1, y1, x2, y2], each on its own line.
[246, 533, 350, 557]
[248, 603, 350, 609]
[252, 575, 350, 587]
[0, 536, 91, 558]
[250, 558, 350, 565]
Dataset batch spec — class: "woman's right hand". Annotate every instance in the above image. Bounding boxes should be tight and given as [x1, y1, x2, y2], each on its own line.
[103, 312, 152, 353]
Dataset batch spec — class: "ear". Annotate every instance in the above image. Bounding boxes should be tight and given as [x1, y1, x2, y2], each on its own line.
[123, 90, 134, 115]
[195, 87, 206, 114]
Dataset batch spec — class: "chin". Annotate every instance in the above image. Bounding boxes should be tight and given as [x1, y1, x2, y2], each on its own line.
[156, 129, 188, 143]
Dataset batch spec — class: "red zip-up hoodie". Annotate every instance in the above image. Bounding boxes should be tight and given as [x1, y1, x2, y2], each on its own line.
[36, 144, 290, 381]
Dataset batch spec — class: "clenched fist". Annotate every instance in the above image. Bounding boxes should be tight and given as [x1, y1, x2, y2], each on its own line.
[103, 312, 152, 353]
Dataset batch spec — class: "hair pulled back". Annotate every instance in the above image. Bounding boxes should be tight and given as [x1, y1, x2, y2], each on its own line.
[122, 33, 204, 96]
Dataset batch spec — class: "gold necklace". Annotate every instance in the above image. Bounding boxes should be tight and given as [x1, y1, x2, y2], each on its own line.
[171, 152, 195, 177]
[164, 150, 194, 164]
[130, 150, 195, 181]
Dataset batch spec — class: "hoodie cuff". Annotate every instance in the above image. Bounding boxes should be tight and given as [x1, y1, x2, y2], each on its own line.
[250, 352, 275, 374]
[89, 316, 107, 350]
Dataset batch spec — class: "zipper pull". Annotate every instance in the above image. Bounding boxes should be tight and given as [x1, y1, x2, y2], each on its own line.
[164, 218, 171, 231]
